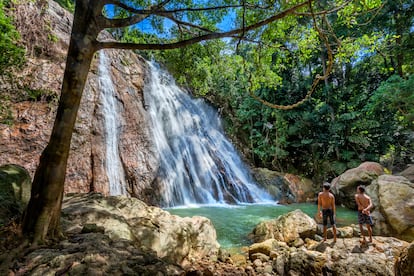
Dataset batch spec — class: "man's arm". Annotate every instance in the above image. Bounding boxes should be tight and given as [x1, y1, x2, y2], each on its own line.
[364, 196, 373, 212]
[331, 194, 336, 216]
[317, 193, 322, 217]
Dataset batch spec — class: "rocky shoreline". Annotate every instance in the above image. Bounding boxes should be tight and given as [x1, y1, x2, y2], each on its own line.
[1, 193, 412, 276]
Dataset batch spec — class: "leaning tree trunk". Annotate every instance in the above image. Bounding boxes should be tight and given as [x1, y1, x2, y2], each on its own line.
[22, 0, 100, 243]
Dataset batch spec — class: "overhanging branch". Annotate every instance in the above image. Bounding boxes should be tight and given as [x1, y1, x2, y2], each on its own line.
[96, 1, 309, 51]
[100, 14, 149, 29]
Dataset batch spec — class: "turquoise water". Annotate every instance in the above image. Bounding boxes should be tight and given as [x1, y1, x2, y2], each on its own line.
[166, 203, 356, 249]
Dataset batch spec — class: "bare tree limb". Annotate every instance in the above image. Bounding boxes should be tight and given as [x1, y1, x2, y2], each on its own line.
[99, 14, 149, 29]
[98, 0, 171, 29]
[96, 1, 309, 51]
[158, 12, 214, 33]
[294, 0, 352, 16]
[104, 0, 243, 15]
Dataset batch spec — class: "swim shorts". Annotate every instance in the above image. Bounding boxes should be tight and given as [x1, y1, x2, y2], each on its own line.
[358, 211, 373, 225]
[322, 209, 335, 226]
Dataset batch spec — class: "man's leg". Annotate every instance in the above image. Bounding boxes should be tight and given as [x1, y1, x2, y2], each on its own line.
[359, 223, 366, 243]
[322, 210, 328, 241]
[367, 224, 373, 242]
[329, 211, 337, 242]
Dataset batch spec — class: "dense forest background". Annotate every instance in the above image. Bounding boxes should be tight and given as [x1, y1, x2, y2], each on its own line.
[1, 0, 413, 185]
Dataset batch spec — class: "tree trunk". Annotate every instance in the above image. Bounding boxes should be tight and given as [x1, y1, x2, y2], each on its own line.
[22, 0, 99, 243]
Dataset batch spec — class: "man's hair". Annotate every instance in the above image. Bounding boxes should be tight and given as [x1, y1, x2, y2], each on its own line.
[323, 183, 331, 190]
[358, 185, 366, 193]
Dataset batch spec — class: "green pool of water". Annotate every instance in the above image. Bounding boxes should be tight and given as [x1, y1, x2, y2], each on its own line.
[166, 203, 356, 249]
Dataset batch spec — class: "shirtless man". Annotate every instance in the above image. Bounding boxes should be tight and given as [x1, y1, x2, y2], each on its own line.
[355, 185, 373, 244]
[317, 183, 337, 242]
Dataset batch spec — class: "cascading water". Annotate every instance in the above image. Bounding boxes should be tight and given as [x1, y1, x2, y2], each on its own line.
[98, 51, 127, 196]
[144, 62, 273, 207]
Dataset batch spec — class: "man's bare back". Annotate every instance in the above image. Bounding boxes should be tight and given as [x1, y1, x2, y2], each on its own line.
[355, 193, 371, 210]
[318, 191, 335, 209]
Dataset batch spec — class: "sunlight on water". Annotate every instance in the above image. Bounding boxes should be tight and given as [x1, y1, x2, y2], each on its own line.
[167, 203, 357, 249]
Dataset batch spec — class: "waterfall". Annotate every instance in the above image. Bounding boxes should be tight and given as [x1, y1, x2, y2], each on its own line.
[144, 62, 273, 207]
[98, 51, 127, 196]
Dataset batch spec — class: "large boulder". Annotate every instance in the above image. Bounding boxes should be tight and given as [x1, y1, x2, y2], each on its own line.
[249, 209, 317, 244]
[0, 164, 31, 225]
[252, 168, 295, 203]
[377, 175, 414, 240]
[252, 168, 316, 203]
[331, 161, 384, 209]
[3, 231, 184, 275]
[283, 173, 316, 203]
[398, 164, 414, 183]
[61, 193, 220, 265]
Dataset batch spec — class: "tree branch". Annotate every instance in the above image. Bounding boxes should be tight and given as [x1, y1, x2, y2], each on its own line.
[103, 0, 244, 15]
[99, 0, 286, 31]
[98, 0, 171, 29]
[294, 0, 352, 16]
[100, 14, 149, 29]
[156, 3, 274, 13]
[96, 1, 309, 51]
[102, 0, 172, 14]
[159, 12, 214, 33]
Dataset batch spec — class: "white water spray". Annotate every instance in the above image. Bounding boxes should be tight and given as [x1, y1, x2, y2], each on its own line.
[98, 51, 127, 195]
[144, 62, 273, 207]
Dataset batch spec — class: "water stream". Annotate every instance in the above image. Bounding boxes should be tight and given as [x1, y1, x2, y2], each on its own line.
[98, 51, 127, 196]
[168, 204, 357, 249]
[144, 62, 273, 207]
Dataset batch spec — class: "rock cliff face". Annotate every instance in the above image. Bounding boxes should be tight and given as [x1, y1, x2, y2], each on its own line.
[0, 1, 159, 203]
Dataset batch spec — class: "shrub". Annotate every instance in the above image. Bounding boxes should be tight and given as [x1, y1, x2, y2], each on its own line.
[0, 0, 25, 75]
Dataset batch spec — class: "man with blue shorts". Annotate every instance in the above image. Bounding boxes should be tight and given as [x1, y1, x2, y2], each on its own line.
[355, 185, 373, 244]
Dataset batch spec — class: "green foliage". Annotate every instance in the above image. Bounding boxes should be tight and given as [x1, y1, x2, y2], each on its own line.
[366, 74, 414, 170]
[0, 0, 25, 75]
[0, 98, 13, 125]
[368, 75, 414, 129]
[23, 87, 58, 102]
[54, 0, 75, 13]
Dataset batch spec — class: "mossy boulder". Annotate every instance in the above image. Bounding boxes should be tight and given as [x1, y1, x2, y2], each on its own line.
[0, 164, 31, 225]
